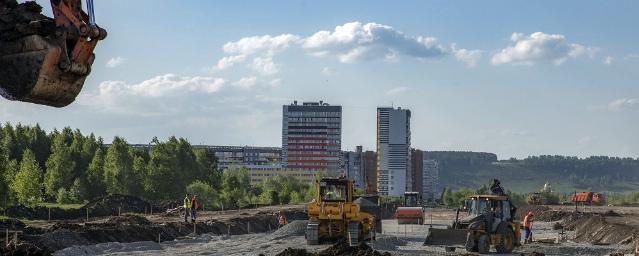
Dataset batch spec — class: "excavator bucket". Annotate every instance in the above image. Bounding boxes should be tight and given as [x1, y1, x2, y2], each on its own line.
[0, 35, 89, 107]
[423, 228, 469, 246]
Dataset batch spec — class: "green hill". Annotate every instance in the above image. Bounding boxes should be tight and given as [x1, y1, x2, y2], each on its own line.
[428, 152, 639, 194]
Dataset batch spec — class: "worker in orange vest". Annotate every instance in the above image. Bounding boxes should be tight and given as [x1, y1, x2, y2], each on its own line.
[278, 210, 288, 229]
[523, 211, 534, 244]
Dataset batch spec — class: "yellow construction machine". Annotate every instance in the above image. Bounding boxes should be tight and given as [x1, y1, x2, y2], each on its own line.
[306, 177, 376, 246]
[0, 0, 107, 107]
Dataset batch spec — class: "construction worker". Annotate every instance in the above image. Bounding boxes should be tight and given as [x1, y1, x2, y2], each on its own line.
[191, 195, 198, 223]
[278, 210, 288, 229]
[523, 211, 534, 244]
[183, 194, 191, 223]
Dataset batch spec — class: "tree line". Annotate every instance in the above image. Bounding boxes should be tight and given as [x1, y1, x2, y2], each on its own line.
[0, 123, 316, 210]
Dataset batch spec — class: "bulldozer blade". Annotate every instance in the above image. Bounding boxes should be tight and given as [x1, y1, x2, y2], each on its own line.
[0, 35, 88, 107]
[423, 228, 469, 246]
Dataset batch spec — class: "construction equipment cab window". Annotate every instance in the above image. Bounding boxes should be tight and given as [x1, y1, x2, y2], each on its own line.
[320, 181, 347, 202]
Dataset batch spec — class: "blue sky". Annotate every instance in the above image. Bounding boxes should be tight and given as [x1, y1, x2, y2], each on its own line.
[2, 0, 638, 159]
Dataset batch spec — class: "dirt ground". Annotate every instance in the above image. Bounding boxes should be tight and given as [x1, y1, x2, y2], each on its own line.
[5, 204, 639, 255]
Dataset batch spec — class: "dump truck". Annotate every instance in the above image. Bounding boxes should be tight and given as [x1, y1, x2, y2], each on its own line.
[306, 177, 376, 246]
[424, 194, 520, 253]
[396, 191, 424, 224]
[0, 0, 107, 107]
[572, 192, 606, 206]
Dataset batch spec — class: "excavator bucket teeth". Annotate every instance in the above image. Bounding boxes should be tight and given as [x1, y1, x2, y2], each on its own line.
[0, 35, 88, 107]
[423, 228, 469, 246]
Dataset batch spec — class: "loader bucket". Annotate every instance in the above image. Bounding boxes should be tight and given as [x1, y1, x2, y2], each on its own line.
[423, 228, 469, 246]
[0, 35, 89, 107]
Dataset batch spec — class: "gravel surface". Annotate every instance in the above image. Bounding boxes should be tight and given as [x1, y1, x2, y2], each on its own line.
[270, 220, 309, 240]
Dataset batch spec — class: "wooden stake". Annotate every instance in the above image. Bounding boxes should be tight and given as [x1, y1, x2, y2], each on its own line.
[118, 207, 121, 216]
[86, 208, 89, 222]
[158, 233, 161, 243]
[48, 208, 51, 222]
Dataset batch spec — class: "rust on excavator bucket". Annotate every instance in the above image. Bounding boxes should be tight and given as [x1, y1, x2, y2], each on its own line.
[423, 228, 469, 246]
[0, 35, 89, 107]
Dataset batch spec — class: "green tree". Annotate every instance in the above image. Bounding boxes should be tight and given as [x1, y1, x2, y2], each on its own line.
[11, 150, 43, 205]
[86, 148, 106, 199]
[146, 137, 199, 200]
[186, 180, 218, 209]
[220, 167, 251, 209]
[104, 137, 134, 194]
[44, 134, 76, 198]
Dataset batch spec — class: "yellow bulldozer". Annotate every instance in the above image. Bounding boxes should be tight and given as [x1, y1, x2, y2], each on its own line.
[306, 177, 377, 246]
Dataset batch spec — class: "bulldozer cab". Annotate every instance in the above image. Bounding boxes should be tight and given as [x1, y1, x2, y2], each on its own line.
[317, 178, 351, 202]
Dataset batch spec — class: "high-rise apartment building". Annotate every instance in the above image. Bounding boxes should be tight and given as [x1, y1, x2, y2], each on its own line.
[343, 146, 365, 189]
[422, 159, 440, 202]
[376, 107, 411, 196]
[282, 101, 342, 175]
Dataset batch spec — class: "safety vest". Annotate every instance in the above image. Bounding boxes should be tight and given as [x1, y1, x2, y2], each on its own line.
[278, 214, 287, 225]
[191, 198, 198, 209]
[184, 197, 191, 209]
[523, 214, 533, 228]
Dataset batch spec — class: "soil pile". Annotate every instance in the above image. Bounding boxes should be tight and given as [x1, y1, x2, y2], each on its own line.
[106, 214, 151, 226]
[271, 220, 308, 240]
[0, 217, 25, 230]
[84, 194, 153, 216]
[516, 205, 568, 221]
[0, 0, 55, 41]
[563, 212, 638, 245]
[275, 239, 392, 256]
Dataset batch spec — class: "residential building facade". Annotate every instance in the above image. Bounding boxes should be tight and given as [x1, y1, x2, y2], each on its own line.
[376, 107, 411, 196]
[343, 146, 365, 189]
[282, 100, 342, 176]
[422, 159, 440, 202]
[197, 145, 281, 170]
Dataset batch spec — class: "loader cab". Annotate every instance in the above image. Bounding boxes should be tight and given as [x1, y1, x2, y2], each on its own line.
[465, 195, 513, 221]
[318, 178, 351, 202]
[403, 192, 421, 207]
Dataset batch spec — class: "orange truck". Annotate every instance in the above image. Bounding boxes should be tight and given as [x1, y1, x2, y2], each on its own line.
[572, 192, 606, 206]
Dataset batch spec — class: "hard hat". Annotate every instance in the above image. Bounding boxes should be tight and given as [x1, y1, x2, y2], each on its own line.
[528, 211, 534, 216]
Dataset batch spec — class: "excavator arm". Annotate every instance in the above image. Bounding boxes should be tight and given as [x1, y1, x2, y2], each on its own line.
[0, 0, 107, 107]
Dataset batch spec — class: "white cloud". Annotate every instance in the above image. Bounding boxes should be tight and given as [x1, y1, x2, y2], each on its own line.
[625, 53, 639, 60]
[250, 57, 279, 75]
[98, 74, 226, 98]
[578, 136, 593, 145]
[215, 21, 472, 75]
[607, 98, 638, 112]
[223, 34, 300, 56]
[215, 54, 246, 70]
[603, 56, 613, 65]
[452, 44, 482, 67]
[232, 76, 257, 89]
[491, 32, 596, 65]
[321, 67, 335, 76]
[302, 22, 447, 63]
[500, 129, 530, 137]
[385, 86, 410, 95]
[105, 56, 126, 68]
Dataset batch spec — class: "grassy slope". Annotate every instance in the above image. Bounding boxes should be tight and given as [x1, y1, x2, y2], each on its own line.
[440, 162, 639, 194]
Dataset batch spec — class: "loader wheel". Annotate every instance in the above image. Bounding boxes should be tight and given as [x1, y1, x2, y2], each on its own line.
[477, 234, 490, 254]
[495, 228, 515, 253]
[465, 232, 478, 252]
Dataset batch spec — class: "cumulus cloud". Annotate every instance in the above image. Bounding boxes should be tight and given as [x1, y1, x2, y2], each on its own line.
[385, 86, 410, 95]
[452, 44, 482, 67]
[214, 21, 477, 75]
[232, 76, 257, 89]
[321, 67, 335, 75]
[491, 32, 596, 65]
[223, 34, 300, 56]
[97, 74, 226, 98]
[603, 56, 613, 65]
[268, 78, 282, 87]
[302, 22, 447, 63]
[105, 56, 126, 68]
[607, 98, 638, 111]
[215, 54, 246, 70]
[251, 57, 279, 75]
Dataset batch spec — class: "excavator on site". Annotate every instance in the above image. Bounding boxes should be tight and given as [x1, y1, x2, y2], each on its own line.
[0, 0, 107, 107]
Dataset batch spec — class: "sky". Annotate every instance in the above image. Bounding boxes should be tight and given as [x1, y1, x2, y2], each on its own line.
[1, 0, 638, 159]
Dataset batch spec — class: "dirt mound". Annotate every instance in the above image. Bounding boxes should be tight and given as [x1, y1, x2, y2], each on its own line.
[83, 194, 153, 216]
[271, 220, 308, 240]
[105, 214, 151, 226]
[0, 217, 25, 230]
[0, 0, 56, 41]
[563, 212, 638, 245]
[516, 205, 569, 221]
[275, 239, 391, 256]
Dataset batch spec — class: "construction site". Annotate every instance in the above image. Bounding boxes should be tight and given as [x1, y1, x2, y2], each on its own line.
[0, 179, 636, 255]
[2, 0, 639, 255]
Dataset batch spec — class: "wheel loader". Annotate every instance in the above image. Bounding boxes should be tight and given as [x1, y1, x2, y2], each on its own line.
[424, 194, 521, 254]
[306, 177, 376, 246]
[0, 0, 107, 107]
